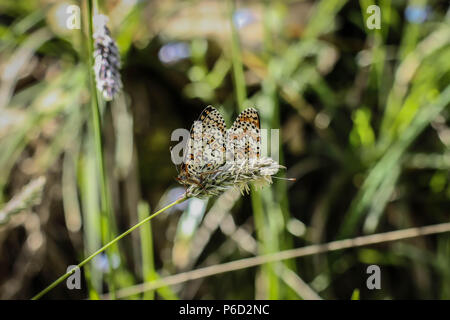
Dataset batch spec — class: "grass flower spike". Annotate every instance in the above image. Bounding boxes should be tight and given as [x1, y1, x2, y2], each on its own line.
[92, 14, 122, 101]
[185, 157, 285, 198]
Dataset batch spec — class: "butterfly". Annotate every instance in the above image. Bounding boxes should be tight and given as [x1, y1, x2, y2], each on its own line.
[176, 106, 261, 188]
[226, 107, 261, 164]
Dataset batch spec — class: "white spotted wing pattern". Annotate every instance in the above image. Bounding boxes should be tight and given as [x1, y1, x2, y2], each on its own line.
[177, 106, 226, 185]
[226, 107, 261, 164]
[177, 106, 261, 188]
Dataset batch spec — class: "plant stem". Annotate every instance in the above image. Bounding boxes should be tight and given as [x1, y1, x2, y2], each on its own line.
[86, 0, 117, 297]
[228, 0, 278, 299]
[31, 195, 187, 300]
[101, 222, 450, 299]
[138, 201, 156, 300]
[86, 0, 108, 243]
[228, 0, 247, 109]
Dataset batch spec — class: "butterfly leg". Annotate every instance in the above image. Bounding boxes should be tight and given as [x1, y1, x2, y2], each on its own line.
[199, 169, 222, 179]
[193, 180, 207, 193]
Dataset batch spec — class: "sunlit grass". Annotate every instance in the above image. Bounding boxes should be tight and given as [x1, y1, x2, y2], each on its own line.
[0, 0, 449, 299]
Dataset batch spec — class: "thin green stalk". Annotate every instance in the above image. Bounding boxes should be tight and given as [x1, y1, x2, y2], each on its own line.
[31, 195, 187, 300]
[86, 0, 108, 242]
[262, 0, 298, 299]
[228, 0, 278, 299]
[86, 0, 117, 297]
[228, 0, 247, 109]
[138, 201, 156, 300]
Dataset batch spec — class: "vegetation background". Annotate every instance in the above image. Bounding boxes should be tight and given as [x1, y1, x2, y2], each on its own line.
[0, 0, 449, 299]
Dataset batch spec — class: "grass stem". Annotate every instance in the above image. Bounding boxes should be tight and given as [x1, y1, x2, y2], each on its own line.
[86, 0, 117, 297]
[31, 195, 187, 300]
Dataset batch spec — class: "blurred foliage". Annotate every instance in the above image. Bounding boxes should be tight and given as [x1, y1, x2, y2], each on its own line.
[0, 0, 449, 299]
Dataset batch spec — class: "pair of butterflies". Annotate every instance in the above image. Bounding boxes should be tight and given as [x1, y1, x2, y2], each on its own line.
[177, 106, 261, 187]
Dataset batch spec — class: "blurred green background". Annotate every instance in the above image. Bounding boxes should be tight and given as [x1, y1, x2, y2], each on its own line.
[0, 0, 449, 299]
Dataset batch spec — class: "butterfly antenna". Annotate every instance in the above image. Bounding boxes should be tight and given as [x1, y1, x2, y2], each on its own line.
[170, 146, 180, 174]
[272, 176, 296, 181]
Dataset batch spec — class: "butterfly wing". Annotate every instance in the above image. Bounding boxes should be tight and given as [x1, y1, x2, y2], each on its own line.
[226, 108, 261, 164]
[181, 106, 226, 181]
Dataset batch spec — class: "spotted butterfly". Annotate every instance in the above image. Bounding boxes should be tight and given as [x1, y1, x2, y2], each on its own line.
[226, 107, 261, 164]
[176, 106, 261, 188]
